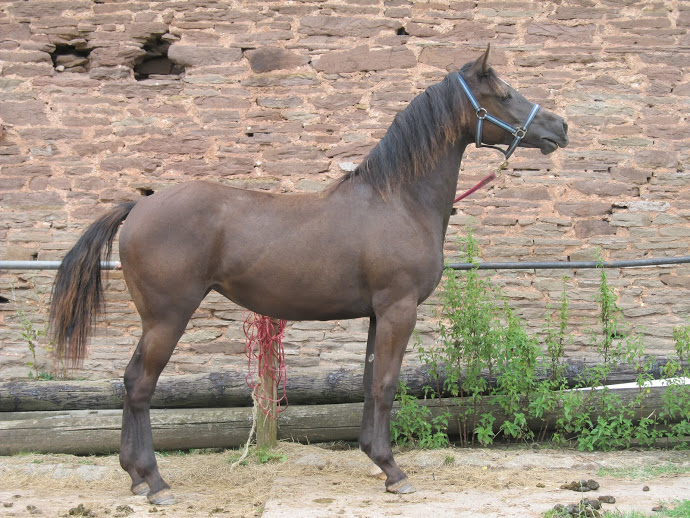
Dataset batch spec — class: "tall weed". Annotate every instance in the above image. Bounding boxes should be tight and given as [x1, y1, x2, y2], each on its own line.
[392, 230, 689, 450]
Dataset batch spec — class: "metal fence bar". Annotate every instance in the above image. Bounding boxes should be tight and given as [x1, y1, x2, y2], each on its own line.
[447, 256, 690, 271]
[0, 261, 121, 271]
[1, 256, 690, 272]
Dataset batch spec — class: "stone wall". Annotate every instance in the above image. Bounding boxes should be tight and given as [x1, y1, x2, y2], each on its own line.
[1, 0, 689, 381]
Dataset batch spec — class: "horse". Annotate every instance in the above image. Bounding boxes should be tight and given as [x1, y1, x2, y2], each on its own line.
[49, 47, 568, 504]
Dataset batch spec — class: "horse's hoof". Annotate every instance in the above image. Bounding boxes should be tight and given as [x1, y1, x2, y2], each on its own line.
[131, 482, 149, 496]
[369, 464, 386, 480]
[386, 478, 416, 494]
[147, 489, 177, 505]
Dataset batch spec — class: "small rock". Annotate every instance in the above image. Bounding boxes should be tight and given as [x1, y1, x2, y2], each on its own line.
[536, 482, 545, 488]
[3, 502, 13, 508]
[115, 504, 135, 517]
[560, 479, 600, 492]
[27, 504, 42, 515]
[642, 485, 650, 492]
[69, 504, 96, 516]
[652, 504, 666, 512]
[581, 498, 601, 510]
[598, 495, 616, 504]
[293, 453, 327, 469]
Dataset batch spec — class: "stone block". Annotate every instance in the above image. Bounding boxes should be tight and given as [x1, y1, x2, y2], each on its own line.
[313, 46, 416, 74]
[126, 22, 170, 40]
[0, 100, 48, 125]
[311, 93, 361, 110]
[555, 201, 611, 218]
[245, 47, 308, 73]
[167, 45, 243, 67]
[610, 212, 652, 228]
[299, 15, 398, 37]
[494, 187, 550, 201]
[89, 46, 146, 68]
[418, 46, 476, 71]
[572, 180, 635, 197]
[134, 135, 209, 155]
[88, 66, 132, 80]
[574, 220, 616, 238]
[526, 22, 596, 43]
[241, 73, 319, 88]
[0, 50, 52, 64]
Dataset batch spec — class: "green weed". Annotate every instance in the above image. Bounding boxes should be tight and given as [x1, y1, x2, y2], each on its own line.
[597, 463, 690, 480]
[396, 229, 690, 451]
[391, 380, 449, 449]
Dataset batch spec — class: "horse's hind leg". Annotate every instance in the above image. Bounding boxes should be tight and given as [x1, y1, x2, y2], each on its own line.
[119, 304, 201, 505]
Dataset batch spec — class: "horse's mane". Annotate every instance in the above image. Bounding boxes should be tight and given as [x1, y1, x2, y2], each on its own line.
[340, 65, 508, 196]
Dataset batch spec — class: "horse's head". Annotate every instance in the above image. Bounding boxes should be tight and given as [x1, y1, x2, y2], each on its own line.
[458, 46, 568, 157]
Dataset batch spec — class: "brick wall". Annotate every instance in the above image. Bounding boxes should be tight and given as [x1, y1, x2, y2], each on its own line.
[1, 0, 688, 381]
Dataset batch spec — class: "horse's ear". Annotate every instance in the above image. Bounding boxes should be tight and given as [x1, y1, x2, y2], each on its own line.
[470, 44, 491, 75]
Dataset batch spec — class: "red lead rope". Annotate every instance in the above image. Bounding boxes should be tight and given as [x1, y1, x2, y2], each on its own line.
[454, 161, 508, 204]
[454, 171, 496, 203]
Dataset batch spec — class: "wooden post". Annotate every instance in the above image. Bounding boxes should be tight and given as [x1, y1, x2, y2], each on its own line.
[256, 317, 279, 449]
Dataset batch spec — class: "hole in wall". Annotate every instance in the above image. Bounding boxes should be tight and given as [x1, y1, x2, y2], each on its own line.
[51, 44, 91, 73]
[138, 188, 155, 196]
[133, 34, 184, 81]
[0, 295, 10, 304]
[30, 252, 38, 260]
[396, 27, 410, 36]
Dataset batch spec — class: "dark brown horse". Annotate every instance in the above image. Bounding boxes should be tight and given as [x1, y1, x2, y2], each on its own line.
[50, 48, 568, 504]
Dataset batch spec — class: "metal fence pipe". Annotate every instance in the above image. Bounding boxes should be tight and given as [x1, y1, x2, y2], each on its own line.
[447, 256, 690, 271]
[1, 256, 690, 272]
[0, 261, 120, 271]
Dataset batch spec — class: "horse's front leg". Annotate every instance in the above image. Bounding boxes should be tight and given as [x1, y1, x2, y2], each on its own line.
[369, 297, 417, 493]
[360, 316, 388, 479]
[360, 316, 376, 457]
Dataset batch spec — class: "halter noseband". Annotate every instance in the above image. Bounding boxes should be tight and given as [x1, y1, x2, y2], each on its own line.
[457, 73, 540, 160]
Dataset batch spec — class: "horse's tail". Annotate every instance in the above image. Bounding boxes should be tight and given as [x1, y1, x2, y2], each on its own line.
[50, 202, 137, 367]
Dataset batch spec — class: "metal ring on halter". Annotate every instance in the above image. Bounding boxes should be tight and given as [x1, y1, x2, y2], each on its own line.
[476, 108, 487, 119]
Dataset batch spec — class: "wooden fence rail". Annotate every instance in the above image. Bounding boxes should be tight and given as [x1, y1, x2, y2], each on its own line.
[0, 386, 674, 455]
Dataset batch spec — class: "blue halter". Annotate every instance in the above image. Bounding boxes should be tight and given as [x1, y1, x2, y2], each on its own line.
[457, 73, 540, 159]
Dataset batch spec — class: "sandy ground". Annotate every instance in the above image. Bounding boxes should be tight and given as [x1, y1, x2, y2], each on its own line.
[0, 443, 688, 517]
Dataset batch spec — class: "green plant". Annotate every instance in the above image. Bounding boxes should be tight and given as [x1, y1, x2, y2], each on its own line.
[417, 230, 545, 445]
[255, 447, 287, 464]
[390, 380, 449, 449]
[406, 234, 688, 452]
[542, 277, 571, 384]
[598, 462, 690, 480]
[28, 371, 57, 381]
[225, 446, 288, 466]
[418, 230, 501, 445]
[598, 500, 690, 518]
[11, 283, 55, 380]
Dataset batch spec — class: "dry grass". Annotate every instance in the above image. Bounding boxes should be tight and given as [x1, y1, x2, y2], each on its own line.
[1, 443, 689, 517]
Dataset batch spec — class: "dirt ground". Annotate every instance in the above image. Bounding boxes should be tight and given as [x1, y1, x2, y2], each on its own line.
[0, 443, 688, 518]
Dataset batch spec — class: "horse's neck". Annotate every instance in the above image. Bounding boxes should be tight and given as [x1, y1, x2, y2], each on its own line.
[403, 139, 467, 231]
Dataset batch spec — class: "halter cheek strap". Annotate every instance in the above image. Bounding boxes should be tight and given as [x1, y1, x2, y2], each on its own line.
[457, 73, 540, 160]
